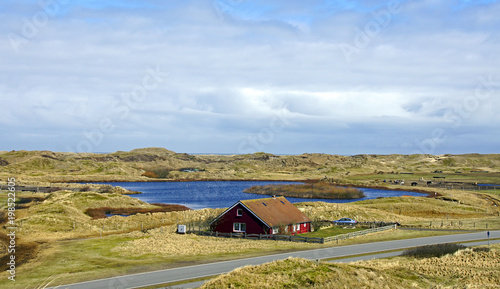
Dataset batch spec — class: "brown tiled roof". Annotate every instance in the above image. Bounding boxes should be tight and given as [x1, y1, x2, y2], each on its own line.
[240, 196, 311, 228]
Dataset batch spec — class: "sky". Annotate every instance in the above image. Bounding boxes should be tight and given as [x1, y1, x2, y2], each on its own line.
[1, 0, 499, 155]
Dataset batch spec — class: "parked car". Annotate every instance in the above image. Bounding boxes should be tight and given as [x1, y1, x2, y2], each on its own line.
[333, 218, 357, 225]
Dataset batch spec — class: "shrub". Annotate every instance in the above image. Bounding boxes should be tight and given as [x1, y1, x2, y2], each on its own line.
[402, 243, 467, 258]
[84, 204, 191, 219]
[45, 187, 62, 193]
[142, 171, 158, 178]
[142, 167, 172, 178]
[244, 182, 365, 199]
[80, 185, 92, 192]
[97, 185, 113, 194]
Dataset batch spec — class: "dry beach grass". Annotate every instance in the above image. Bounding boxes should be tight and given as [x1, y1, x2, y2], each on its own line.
[202, 244, 500, 289]
[1, 149, 500, 288]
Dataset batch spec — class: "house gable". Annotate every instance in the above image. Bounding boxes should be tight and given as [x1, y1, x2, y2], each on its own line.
[210, 203, 270, 234]
[210, 196, 311, 235]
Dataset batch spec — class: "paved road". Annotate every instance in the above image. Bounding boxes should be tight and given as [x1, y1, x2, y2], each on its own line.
[51, 230, 499, 289]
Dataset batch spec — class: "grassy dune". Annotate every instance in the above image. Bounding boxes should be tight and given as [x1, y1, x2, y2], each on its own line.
[202, 244, 500, 288]
[0, 186, 499, 288]
[1, 149, 500, 288]
[1, 148, 500, 183]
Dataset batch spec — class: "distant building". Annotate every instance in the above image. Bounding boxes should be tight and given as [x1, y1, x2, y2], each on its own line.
[209, 196, 311, 235]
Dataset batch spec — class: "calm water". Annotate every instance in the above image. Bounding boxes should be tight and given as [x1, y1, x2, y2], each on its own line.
[95, 181, 427, 210]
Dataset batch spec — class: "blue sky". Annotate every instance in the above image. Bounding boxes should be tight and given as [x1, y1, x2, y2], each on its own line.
[1, 0, 499, 155]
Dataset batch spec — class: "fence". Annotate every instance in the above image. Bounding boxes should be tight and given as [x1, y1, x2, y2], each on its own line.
[188, 224, 397, 244]
[406, 220, 497, 230]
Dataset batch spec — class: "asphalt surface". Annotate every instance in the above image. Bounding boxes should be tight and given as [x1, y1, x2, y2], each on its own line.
[51, 230, 499, 289]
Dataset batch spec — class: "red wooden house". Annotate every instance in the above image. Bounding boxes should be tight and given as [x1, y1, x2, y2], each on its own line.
[209, 196, 311, 235]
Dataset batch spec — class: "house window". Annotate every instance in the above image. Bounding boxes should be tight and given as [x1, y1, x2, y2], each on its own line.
[233, 223, 246, 232]
[272, 227, 279, 234]
[236, 209, 243, 216]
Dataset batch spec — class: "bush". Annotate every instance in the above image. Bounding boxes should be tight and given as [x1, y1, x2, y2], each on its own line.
[142, 171, 158, 178]
[45, 187, 62, 193]
[243, 182, 365, 199]
[97, 185, 113, 194]
[402, 243, 467, 258]
[142, 167, 172, 178]
[80, 185, 92, 192]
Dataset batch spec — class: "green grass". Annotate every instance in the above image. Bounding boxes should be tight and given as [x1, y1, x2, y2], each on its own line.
[0, 236, 168, 289]
[303, 226, 365, 238]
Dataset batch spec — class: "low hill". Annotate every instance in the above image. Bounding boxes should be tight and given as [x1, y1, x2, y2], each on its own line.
[202, 245, 500, 288]
[0, 148, 499, 184]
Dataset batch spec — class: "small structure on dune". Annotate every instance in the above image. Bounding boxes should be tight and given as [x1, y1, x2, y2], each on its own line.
[209, 196, 311, 235]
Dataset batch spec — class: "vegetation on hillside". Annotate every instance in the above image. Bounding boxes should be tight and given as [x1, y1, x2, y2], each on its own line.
[1, 148, 500, 288]
[84, 203, 190, 219]
[202, 244, 500, 288]
[1, 148, 500, 183]
[244, 182, 365, 199]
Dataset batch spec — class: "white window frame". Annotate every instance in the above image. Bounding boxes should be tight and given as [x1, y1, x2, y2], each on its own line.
[272, 227, 279, 234]
[233, 222, 246, 232]
[236, 209, 243, 216]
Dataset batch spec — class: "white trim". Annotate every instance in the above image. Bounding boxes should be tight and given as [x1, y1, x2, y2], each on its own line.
[208, 201, 242, 226]
[209, 200, 273, 230]
[233, 222, 246, 232]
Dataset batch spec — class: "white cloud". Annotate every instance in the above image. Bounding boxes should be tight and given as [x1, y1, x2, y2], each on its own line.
[0, 0, 499, 154]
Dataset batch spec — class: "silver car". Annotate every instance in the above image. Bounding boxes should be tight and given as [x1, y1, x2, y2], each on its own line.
[333, 218, 357, 225]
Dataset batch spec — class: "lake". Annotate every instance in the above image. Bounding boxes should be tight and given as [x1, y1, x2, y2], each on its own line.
[96, 181, 427, 210]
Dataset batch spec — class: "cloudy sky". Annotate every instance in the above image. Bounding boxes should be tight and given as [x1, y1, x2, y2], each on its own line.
[1, 0, 499, 155]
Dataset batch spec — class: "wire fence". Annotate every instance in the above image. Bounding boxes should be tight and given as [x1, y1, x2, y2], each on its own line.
[187, 224, 397, 244]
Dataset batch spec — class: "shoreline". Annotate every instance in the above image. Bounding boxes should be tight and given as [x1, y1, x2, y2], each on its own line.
[57, 178, 439, 198]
